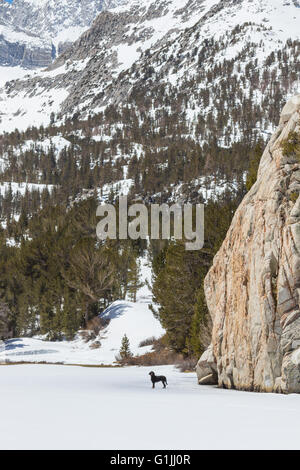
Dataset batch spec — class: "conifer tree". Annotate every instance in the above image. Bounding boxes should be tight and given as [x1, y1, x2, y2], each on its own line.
[246, 142, 264, 191]
[0, 302, 12, 340]
[127, 258, 142, 302]
[119, 334, 133, 359]
[188, 286, 212, 357]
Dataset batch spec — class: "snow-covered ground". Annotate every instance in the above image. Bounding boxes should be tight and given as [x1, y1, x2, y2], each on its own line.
[0, 298, 164, 365]
[0, 256, 164, 365]
[0, 181, 55, 197]
[0, 66, 36, 88]
[1, 363, 300, 450]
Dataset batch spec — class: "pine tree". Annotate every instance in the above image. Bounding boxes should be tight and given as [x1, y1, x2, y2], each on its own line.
[127, 257, 142, 302]
[188, 286, 212, 357]
[151, 241, 209, 354]
[62, 288, 81, 340]
[0, 302, 12, 340]
[246, 142, 264, 191]
[119, 334, 133, 359]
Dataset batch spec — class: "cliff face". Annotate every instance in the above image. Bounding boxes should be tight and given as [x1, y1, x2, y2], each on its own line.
[0, 0, 125, 68]
[0, 33, 52, 68]
[197, 95, 300, 393]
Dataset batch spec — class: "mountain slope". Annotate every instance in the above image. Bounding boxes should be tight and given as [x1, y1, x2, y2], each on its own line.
[0, 0, 299, 143]
[0, 0, 127, 68]
[0, 0, 215, 131]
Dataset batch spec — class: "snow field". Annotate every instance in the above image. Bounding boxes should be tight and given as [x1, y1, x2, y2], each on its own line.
[1, 364, 300, 450]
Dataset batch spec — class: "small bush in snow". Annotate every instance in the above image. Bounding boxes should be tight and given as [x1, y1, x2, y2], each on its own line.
[118, 334, 133, 361]
[139, 336, 157, 348]
[175, 357, 198, 372]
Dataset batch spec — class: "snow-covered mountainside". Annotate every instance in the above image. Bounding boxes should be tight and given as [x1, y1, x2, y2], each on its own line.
[0, 0, 299, 140]
[0, 0, 127, 68]
[0, 0, 214, 131]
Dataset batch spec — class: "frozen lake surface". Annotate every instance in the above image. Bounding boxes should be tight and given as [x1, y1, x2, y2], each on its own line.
[1, 364, 300, 450]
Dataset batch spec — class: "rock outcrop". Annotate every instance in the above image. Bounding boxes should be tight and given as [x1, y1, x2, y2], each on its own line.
[0, 0, 125, 68]
[197, 94, 300, 393]
[0, 34, 52, 68]
[196, 344, 218, 385]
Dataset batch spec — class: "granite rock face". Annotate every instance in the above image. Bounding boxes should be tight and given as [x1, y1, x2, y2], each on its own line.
[197, 95, 300, 393]
[0, 0, 125, 68]
[0, 33, 52, 68]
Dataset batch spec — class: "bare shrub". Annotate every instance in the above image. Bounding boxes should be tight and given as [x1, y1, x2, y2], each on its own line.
[89, 341, 101, 350]
[152, 335, 169, 352]
[80, 316, 111, 342]
[125, 349, 183, 366]
[86, 317, 106, 336]
[175, 357, 198, 372]
[138, 336, 157, 348]
[79, 330, 94, 342]
[116, 336, 183, 366]
[116, 335, 197, 368]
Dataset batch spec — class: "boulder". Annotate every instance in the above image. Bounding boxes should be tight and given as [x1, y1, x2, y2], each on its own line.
[280, 94, 300, 125]
[196, 344, 218, 385]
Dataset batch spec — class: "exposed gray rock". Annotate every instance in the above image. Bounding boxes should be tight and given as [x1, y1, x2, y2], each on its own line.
[0, 34, 52, 68]
[0, 0, 126, 68]
[280, 94, 300, 125]
[0, 0, 210, 126]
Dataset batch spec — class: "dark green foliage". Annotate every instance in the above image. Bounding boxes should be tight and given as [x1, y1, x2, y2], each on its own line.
[150, 194, 242, 356]
[0, 198, 141, 340]
[289, 192, 299, 203]
[0, 301, 12, 340]
[281, 131, 300, 160]
[151, 241, 211, 356]
[189, 285, 211, 357]
[246, 142, 264, 191]
[119, 334, 133, 359]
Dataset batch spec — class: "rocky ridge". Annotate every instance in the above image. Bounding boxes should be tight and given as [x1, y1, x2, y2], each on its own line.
[0, 0, 126, 68]
[0, 0, 299, 141]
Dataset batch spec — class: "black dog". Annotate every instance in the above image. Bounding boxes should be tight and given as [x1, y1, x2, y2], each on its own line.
[149, 371, 168, 389]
